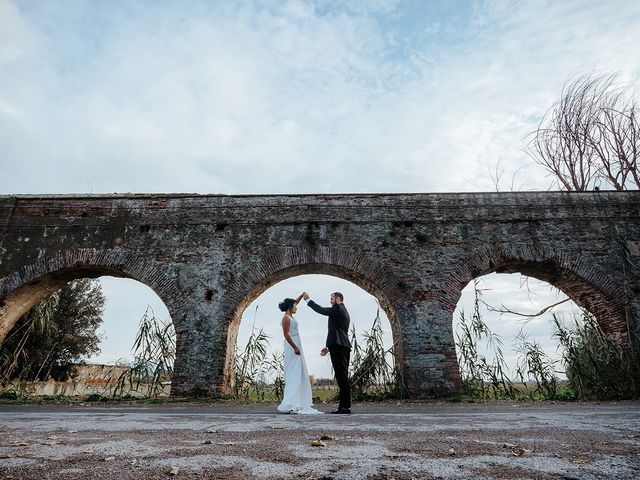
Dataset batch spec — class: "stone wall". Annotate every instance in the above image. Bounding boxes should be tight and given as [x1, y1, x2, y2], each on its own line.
[1, 192, 638, 397]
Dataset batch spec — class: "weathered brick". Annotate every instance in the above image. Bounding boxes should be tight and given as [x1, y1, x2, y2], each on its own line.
[0, 192, 639, 398]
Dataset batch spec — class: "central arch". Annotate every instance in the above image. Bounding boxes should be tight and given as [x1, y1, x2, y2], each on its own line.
[212, 243, 408, 396]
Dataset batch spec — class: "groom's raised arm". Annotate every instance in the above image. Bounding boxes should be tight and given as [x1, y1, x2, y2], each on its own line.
[307, 300, 332, 316]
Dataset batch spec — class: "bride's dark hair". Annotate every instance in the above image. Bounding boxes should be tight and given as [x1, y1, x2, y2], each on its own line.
[278, 298, 296, 312]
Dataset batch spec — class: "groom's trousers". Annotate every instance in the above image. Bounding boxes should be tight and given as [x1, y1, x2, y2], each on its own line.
[329, 345, 351, 409]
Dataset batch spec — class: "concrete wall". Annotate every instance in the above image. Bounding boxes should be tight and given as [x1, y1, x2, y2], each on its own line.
[1, 192, 638, 397]
[1, 364, 171, 398]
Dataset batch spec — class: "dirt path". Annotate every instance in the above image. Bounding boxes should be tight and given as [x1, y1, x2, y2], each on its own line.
[1, 401, 639, 479]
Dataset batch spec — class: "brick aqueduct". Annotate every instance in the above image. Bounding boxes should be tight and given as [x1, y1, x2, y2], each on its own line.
[0, 192, 639, 397]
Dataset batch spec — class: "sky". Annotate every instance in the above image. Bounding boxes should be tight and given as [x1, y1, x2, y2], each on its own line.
[2, 0, 639, 379]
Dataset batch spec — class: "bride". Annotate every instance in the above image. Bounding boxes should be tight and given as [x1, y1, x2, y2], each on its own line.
[276, 293, 323, 415]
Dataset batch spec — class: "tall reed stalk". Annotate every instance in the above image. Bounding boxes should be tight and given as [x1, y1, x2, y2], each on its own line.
[554, 311, 640, 400]
[455, 281, 518, 400]
[347, 309, 405, 400]
[232, 306, 284, 401]
[514, 330, 558, 399]
[111, 307, 175, 399]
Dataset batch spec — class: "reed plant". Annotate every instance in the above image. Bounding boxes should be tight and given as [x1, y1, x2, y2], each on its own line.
[455, 281, 518, 400]
[269, 350, 285, 401]
[514, 330, 558, 399]
[233, 325, 274, 400]
[455, 279, 640, 401]
[111, 306, 175, 399]
[347, 309, 407, 400]
[232, 306, 284, 401]
[554, 311, 640, 400]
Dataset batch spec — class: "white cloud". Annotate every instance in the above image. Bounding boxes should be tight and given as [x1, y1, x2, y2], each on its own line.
[2, 1, 639, 194]
[0, 0, 34, 65]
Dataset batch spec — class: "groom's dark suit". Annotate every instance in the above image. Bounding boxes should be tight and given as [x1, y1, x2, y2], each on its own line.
[307, 300, 351, 410]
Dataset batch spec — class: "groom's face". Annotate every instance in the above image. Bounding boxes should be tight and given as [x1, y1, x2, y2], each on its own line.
[330, 294, 336, 305]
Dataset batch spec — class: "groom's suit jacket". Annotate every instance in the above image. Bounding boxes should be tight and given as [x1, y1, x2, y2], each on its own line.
[307, 300, 352, 349]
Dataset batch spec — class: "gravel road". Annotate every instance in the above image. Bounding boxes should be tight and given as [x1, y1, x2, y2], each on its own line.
[1, 401, 639, 479]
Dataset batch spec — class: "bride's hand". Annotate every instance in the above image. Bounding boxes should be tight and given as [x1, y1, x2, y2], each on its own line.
[294, 347, 301, 355]
[320, 347, 329, 357]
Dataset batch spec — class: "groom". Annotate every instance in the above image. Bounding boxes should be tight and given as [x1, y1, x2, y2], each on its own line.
[303, 291, 352, 414]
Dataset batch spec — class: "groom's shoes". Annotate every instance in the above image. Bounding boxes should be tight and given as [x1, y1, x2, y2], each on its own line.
[330, 408, 351, 414]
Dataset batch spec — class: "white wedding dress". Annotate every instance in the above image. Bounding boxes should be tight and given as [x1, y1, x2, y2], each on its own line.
[277, 315, 323, 415]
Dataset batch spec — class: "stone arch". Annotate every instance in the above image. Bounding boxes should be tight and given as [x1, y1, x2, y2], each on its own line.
[0, 248, 179, 345]
[216, 246, 405, 395]
[442, 243, 630, 345]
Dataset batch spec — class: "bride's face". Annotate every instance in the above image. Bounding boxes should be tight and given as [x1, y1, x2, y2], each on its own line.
[290, 304, 298, 314]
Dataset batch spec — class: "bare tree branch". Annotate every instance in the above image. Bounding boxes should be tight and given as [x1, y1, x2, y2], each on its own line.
[525, 71, 639, 191]
[488, 157, 504, 192]
[480, 297, 572, 322]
